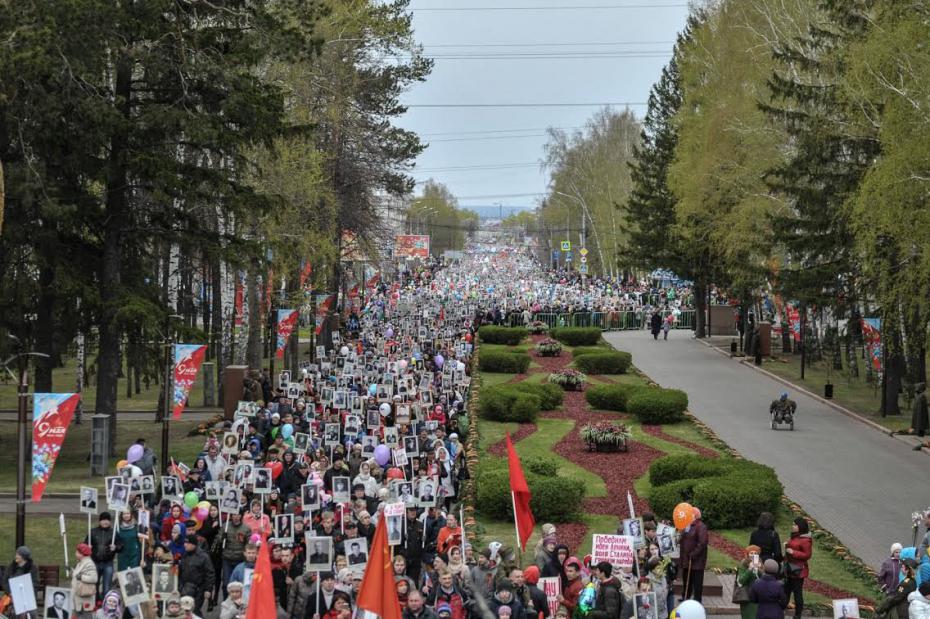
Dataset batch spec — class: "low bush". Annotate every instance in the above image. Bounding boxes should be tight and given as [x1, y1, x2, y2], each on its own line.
[479, 351, 531, 374]
[478, 387, 540, 422]
[585, 384, 643, 412]
[505, 382, 564, 411]
[570, 346, 610, 358]
[647, 455, 783, 529]
[476, 464, 582, 522]
[523, 457, 559, 477]
[574, 351, 632, 375]
[627, 387, 689, 423]
[550, 327, 602, 346]
[478, 326, 528, 345]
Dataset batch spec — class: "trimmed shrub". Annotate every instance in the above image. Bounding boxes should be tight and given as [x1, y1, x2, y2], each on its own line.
[479, 351, 531, 374]
[506, 382, 564, 411]
[476, 465, 582, 523]
[478, 387, 540, 422]
[585, 384, 643, 412]
[627, 387, 688, 423]
[523, 457, 558, 477]
[647, 455, 783, 529]
[574, 351, 632, 375]
[550, 327, 602, 346]
[570, 346, 610, 358]
[479, 326, 528, 345]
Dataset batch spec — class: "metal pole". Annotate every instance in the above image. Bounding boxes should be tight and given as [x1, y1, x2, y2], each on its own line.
[800, 303, 807, 381]
[161, 326, 173, 474]
[16, 363, 28, 548]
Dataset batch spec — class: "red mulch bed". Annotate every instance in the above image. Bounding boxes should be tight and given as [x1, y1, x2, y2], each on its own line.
[487, 422, 538, 457]
[640, 425, 720, 459]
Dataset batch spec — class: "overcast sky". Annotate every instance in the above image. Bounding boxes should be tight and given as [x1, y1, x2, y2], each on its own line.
[397, 2, 692, 212]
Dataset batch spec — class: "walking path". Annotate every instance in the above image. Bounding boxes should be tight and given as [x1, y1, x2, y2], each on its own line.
[604, 330, 930, 568]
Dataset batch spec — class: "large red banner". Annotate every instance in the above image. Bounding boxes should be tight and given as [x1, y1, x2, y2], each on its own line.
[32, 393, 81, 502]
[394, 235, 430, 258]
[276, 309, 299, 359]
[173, 344, 208, 419]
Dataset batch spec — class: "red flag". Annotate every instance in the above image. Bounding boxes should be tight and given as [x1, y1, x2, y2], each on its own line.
[31, 393, 81, 502]
[356, 518, 403, 619]
[506, 432, 535, 551]
[245, 537, 275, 619]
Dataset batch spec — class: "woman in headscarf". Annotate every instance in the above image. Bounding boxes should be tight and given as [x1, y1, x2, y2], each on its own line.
[352, 461, 379, 498]
[736, 545, 762, 619]
[94, 590, 122, 619]
[116, 511, 141, 570]
[447, 545, 470, 585]
[168, 522, 188, 562]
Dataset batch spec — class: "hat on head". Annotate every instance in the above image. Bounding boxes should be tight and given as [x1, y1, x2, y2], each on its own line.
[180, 596, 195, 611]
[76, 543, 92, 557]
[497, 578, 514, 592]
[185, 533, 199, 545]
[763, 559, 780, 574]
[497, 607, 512, 617]
[892, 543, 903, 554]
[523, 565, 540, 585]
[100, 511, 112, 522]
[437, 603, 452, 616]
[320, 571, 335, 581]
[227, 582, 244, 592]
[543, 534, 557, 546]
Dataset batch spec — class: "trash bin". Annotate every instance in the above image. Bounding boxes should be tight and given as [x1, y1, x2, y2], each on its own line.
[824, 382, 833, 399]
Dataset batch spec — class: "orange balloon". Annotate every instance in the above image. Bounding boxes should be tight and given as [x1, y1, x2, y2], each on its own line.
[116, 459, 128, 470]
[673, 502, 695, 530]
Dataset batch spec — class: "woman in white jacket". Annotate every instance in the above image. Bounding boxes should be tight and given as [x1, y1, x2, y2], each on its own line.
[908, 582, 930, 619]
[71, 543, 98, 619]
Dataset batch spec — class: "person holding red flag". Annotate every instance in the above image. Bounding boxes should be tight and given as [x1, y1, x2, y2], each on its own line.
[356, 516, 403, 619]
[245, 536, 275, 619]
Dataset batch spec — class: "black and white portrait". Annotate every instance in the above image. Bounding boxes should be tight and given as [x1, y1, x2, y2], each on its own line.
[253, 467, 273, 494]
[79, 487, 97, 515]
[140, 475, 155, 495]
[234, 462, 254, 486]
[418, 481, 436, 507]
[293, 433, 310, 454]
[386, 515, 403, 546]
[220, 486, 241, 514]
[403, 435, 419, 456]
[117, 567, 149, 607]
[623, 518, 644, 546]
[161, 476, 181, 500]
[43, 588, 71, 619]
[366, 409, 381, 430]
[634, 593, 657, 619]
[151, 564, 177, 600]
[275, 514, 294, 543]
[108, 482, 129, 511]
[301, 483, 320, 511]
[222, 432, 239, 455]
[324, 423, 341, 446]
[344, 415, 361, 436]
[332, 476, 351, 503]
[384, 427, 399, 447]
[305, 535, 333, 572]
[361, 436, 377, 457]
[345, 537, 369, 566]
[395, 481, 414, 504]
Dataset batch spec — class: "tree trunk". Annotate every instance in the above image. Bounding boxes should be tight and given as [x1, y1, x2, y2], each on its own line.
[34, 263, 55, 392]
[211, 253, 224, 403]
[246, 263, 262, 370]
[881, 320, 903, 416]
[96, 50, 133, 454]
[202, 257, 211, 354]
[693, 280, 707, 338]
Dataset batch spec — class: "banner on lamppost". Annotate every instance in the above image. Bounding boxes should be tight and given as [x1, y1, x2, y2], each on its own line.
[173, 344, 207, 419]
[861, 317, 882, 376]
[32, 393, 81, 502]
[276, 309, 299, 359]
[394, 235, 430, 258]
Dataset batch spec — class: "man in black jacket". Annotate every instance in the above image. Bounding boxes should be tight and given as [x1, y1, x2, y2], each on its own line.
[86, 512, 122, 601]
[179, 533, 215, 614]
[401, 505, 425, 583]
[589, 562, 625, 619]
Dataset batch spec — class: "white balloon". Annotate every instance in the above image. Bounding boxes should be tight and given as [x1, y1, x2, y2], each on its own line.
[340, 346, 349, 356]
[379, 403, 391, 416]
[671, 600, 706, 619]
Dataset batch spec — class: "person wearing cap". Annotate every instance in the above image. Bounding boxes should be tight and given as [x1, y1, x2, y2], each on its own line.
[490, 578, 524, 619]
[221, 581, 246, 619]
[4, 545, 39, 599]
[470, 549, 496, 602]
[522, 566, 550, 619]
[71, 543, 98, 618]
[162, 597, 185, 619]
[876, 558, 917, 619]
[587, 562, 624, 619]
[879, 543, 904, 594]
[178, 533, 215, 614]
[86, 511, 122, 601]
[537, 535, 561, 579]
[402, 590, 438, 619]
[302, 571, 338, 619]
[748, 559, 787, 619]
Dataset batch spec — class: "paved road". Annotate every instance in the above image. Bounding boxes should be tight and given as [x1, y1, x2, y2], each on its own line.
[0, 497, 81, 514]
[606, 330, 929, 568]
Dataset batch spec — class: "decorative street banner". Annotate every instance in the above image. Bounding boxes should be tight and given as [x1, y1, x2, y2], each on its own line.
[365, 272, 381, 290]
[276, 309, 299, 359]
[394, 235, 430, 258]
[32, 393, 81, 502]
[591, 534, 636, 569]
[234, 272, 245, 327]
[299, 260, 313, 292]
[314, 294, 337, 335]
[861, 317, 882, 375]
[173, 344, 208, 419]
[787, 305, 801, 342]
[538, 577, 561, 618]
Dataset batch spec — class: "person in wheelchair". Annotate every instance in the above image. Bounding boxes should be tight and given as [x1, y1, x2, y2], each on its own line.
[770, 392, 797, 423]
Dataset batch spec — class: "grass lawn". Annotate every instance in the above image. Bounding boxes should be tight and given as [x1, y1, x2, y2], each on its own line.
[0, 419, 207, 493]
[0, 514, 91, 569]
[480, 373, 516, 387]
[761, 353, 911, 432]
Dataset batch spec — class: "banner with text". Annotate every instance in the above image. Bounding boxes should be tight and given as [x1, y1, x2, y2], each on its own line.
[591, 534, 636, 570]
[861, 317, 882, 376]
[173, 344, 207, 419]
[32, 393, 81, 502]
[276, 309, 299, 359]
[394, 235, 430, 259]
[538, 577, 561, 618]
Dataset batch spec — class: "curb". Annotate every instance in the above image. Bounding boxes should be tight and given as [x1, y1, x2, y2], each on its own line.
[695, 338, 930, 455]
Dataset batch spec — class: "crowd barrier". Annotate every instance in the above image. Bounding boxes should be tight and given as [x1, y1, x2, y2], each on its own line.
[504, 309, 695, 331]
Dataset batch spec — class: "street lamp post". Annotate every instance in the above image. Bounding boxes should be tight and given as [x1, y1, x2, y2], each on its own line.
[159, 315, 182, 474]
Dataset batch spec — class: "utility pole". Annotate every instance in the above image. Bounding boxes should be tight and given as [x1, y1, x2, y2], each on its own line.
[159, 315, 181, 474]
[15, 364, 28, 548]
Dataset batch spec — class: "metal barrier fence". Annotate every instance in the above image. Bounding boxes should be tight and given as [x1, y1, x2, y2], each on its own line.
[504, 309, 695, 331]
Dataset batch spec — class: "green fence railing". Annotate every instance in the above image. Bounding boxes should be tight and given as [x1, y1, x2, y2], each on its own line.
[500, 309, 693, 332]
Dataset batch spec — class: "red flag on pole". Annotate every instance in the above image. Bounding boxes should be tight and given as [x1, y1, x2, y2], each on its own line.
[356, 517, 403, 619]
[506, 432, 535, 551]
[245, 537, 275, 619]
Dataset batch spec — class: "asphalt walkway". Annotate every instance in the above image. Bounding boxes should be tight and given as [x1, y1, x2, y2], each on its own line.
[605, 330, 928, 568]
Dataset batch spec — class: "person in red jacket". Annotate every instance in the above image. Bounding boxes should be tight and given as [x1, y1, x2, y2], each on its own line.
[784, 517, 813, 619]
[558, 557, 584, 616]
[160, 504, 185, 542]
[678, 507, 709, 602]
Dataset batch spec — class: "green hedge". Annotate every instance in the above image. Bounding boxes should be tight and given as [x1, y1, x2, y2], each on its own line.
[647, 455, 783, 529]
[479, 351, 531, 374]
[585, 384, 643, 412]
[627, 387, 689, 423]
[550, 327, 602, 346]
[570, 346, 610, 358]
[506, 382, 564, 410]
[478, 387, 541, 422]
[476, 464, 583, 522]
[478, 326, 529, 345]
[574, 352, 632, 375]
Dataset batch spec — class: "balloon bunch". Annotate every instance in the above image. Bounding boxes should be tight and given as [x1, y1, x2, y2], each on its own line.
[673, 502, 697, 530]
[184, 493, 213, 531]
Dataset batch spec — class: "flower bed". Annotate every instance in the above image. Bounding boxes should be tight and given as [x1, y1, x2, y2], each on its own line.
[548, 368, 587, 391]
[529, 320, 550, 335]
[536, 338, 563, 357]
[580, 420, 631, 452]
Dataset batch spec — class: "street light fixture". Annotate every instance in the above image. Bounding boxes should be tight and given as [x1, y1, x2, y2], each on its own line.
[3, 337, 51, 548]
